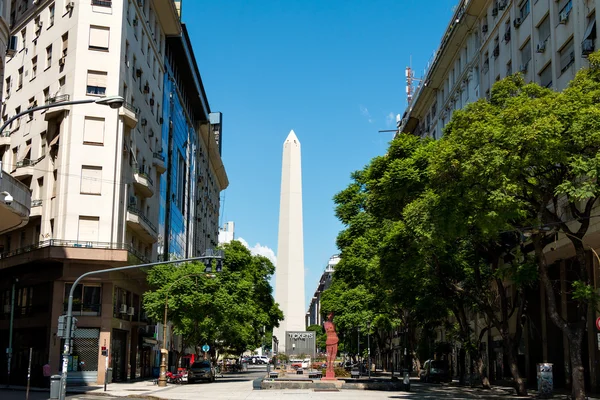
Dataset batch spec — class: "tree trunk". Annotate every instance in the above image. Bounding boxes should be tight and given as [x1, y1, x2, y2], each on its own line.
[476, 353, 491, 389]
[504, 336, 527, 396]
[569, 330, 586, 400]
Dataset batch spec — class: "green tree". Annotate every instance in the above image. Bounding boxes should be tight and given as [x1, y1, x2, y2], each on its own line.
[428, 52, 600, 399]
[306, 324, 326, 353]
[143, 240, 283, 362]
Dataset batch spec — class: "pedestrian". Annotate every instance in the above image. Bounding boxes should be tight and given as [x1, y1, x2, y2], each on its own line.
[43, 362, 51, 388]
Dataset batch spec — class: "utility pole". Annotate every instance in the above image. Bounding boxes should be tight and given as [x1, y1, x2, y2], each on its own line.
[6, 278, 17, 387]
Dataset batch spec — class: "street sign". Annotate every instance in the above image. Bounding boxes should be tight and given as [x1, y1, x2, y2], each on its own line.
[596, 317, 600, 331]
[202, 344, 210, 352]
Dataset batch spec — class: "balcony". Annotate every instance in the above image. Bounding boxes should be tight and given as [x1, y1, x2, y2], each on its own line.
[44, 94, 71, 121]
[154, 0, 182, 36]
[0, 131, 11, 147]
[152, 152, 166, 173]
[0, 172, 31, 233]
[119, 102, 139, 128]
[13, 158, 36, 180]
[133, 166, 154, 197]
[126, 206, 158, 243]
[30, 199, 42, 217]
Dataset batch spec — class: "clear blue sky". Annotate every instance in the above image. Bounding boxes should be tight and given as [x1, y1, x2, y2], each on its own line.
[183, 1, 457, 310]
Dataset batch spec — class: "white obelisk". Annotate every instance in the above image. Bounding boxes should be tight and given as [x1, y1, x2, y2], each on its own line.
[274, 130, 305, 354]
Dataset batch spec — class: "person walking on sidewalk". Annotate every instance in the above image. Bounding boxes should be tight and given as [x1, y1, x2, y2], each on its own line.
[42, 362, 51, 388]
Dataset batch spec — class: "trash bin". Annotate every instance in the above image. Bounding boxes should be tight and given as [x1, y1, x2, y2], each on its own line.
[50, 375, 61, 399]
[537, 363, 553, 398]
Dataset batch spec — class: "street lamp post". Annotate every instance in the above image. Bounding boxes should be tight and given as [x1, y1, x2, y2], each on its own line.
[58, 255, 221, 400]
[5, 278, 17, 387]
[357, 326, 360, 372]
[367, 321, 371, 380]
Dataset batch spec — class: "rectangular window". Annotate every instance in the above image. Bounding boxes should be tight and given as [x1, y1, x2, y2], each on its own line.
[177, 153, 185, 211]
[520, 39, 532, 66]
[83, 116, 105, 144]
[537, 16, 550, 44]
[31, 56, 37, 79]
[64, 283, 102, 315]
[559, 38, 575, 73]
[77, 216, 100, 242]
[61, 33, 68, 57]
[5, 76, 11, 97]
[89, 26, 110, 51]
[80, 165, 102, 194]
[539, 63, 552, 87]
[86, 70, 107, 95]
[519, 0, 530, 20]
[21, 28, 26, 51]
[49, 3, 55, 26]
[17, 68, 23, 89]
[43, 87, 50, 104]
[46, 45, 52, 69]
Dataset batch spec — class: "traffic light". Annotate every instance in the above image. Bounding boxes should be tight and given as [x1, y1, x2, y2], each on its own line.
[71, 317, 78, 337]
[215, 259, 223, 272]
[203, 258, 212, 273]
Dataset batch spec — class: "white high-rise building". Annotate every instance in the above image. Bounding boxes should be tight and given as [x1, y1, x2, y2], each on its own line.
[273, 130, 305, 353]
[218, 221, 235, 244]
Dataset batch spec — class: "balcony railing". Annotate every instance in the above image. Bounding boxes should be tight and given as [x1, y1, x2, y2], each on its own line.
[123, 102, 139, 115]
[127, 206, 157, 233]
[46, 94, 70, 105]
[133, 167, 154, 186]
[31, 199, 42, 207]
[153, 152, 165, 162]
[15, 155, 45, 168]
[0, 239, 150, 263]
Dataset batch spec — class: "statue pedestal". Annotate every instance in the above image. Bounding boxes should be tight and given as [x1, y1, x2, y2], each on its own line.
[322, 370, 337, 380]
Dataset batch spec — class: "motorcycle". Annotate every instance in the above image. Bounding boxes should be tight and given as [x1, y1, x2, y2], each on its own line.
[166, 370, 184, 384]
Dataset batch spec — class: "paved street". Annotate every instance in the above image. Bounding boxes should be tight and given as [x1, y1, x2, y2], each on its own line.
[0, 365, 552, 399]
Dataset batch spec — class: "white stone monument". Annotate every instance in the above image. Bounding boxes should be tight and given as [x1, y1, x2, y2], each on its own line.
[273, 130, 306, 354]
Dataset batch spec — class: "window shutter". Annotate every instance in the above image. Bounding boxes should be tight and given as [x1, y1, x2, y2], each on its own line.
[77, 216, 100, 242]
[83, 117, 105, 144]
[89, 26, 110, 50]
[80, 166, 102, 194]
[86, 70, 107, 88]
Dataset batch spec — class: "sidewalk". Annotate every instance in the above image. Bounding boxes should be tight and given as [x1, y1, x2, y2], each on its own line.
[2, 380, 177, 398]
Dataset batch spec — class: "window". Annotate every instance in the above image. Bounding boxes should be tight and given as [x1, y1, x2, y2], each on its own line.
[64, 283, 101, 315]
[559, 38, 574, 73]
[91, 0, 112, 7]
[520, 39, 532, 67]
[80, 166, 102, 194]
[31, 56, 37, 79]
[113, 286, 132, 319]
[519, 0, 530, 20]
[177, 152, 185, 211]
[61, 33, 68, 57]
[43, 87, 50, 104]
[34, 16, 41, 37]
[20, 28, 26, 51]
[83, 116, 105, 144]
[539, 63, 552, 87]
[46, 45, 52, 69]
[77, 216, 99, 242]
[125, 41, 130, 66]
[27, 97, 36, 120]
[89, 26, 110, 51]
[537, 16, 550, 45]
[558, 0, 572, 19]
[17, 67, 23, 89]
[86, 70, 107, 96]
[49, 3, 55, 26]
[5, 76, 11, 97]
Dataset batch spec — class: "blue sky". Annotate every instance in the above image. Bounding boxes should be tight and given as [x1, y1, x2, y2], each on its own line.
[184, 1, 457, 310]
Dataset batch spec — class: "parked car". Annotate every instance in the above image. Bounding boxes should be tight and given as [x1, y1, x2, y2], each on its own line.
[188, 361, 216, 383]
[419, 359, 451, 383]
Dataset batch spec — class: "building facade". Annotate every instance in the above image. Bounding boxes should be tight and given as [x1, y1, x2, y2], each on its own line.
[218, 221, 234, 245]
[305, 254, 339, 328]
[397, 0, 600, 391]
[0, 0, 225, 387]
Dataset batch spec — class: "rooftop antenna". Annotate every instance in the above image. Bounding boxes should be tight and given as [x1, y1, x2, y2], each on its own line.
[406, 56, 423, 105]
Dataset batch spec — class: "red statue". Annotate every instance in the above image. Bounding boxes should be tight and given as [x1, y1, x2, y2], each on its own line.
[323, 312, 339, 380]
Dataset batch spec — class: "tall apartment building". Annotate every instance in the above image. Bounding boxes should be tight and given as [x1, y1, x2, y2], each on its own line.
[305, 254, 339, 328]
[397, 0, 600, 390]
[0, 0, 225, 387]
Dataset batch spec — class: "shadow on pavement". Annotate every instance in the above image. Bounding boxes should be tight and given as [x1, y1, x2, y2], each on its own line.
[387, 383, 528, 399]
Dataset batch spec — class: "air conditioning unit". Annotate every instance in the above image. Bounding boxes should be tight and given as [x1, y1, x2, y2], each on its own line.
[119, 304, 128, 314]
[513, 17, 522, 28]
[133, 18, 138, 26]
[482, 24, 488, 33]
[149, 98, 154, 106]
[559, 12, 568, 24]
[536, 41, 547, 53]
[492, 7, 498, 17]
[519, 62, 529, 73]
[7, 36, 18, 56]
[143, 84, 150, 93]
[136, 68, 142, 77]
[504, 31, 511, 42]
[141, 118, 147, 126]
[58, 57, 65, 66]
[127, 307, 135, 316]
[66, 1, 75, 10]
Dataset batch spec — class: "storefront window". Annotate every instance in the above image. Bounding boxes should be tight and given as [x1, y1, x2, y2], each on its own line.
[64, 284, 101, 316]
